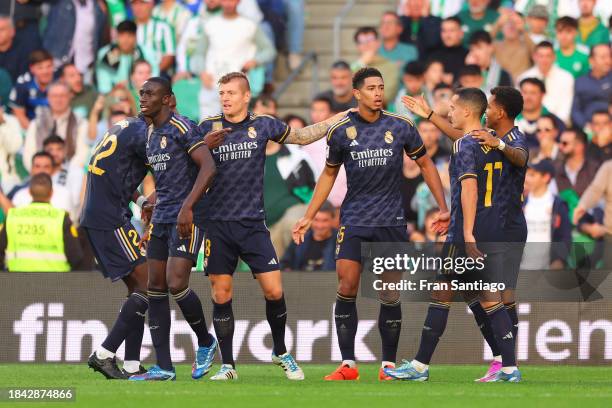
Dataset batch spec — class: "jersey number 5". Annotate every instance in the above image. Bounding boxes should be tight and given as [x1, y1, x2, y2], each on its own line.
[483, 161, 502, 207]
[88, 133, 118, 176]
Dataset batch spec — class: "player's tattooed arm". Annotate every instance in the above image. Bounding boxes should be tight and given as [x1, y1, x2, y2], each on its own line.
[415, 155, 450, 234]
[461, 178, 483, 259]
[177, 146, 217, 238]
[292, 165, 340, 244]
[402, 95, 464, 141]
[470, 129, 528, 167]
[284, 109, 353, 145]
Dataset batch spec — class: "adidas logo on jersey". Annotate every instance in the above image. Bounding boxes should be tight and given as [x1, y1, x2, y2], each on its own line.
[177, 245, 187, 252]
[349, 140, 359, 147]
[268, 258, 278, 265]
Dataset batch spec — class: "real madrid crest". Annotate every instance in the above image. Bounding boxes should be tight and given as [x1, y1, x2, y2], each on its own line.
[384, 130, 394, 144]
[248, 126, 257, 139]
[117, 119, 130, 129]
[160, 135, 167, 149]
[212, 121, 223, 131]
[346, 126, 357, 140]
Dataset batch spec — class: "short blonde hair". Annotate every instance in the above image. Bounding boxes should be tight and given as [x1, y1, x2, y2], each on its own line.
[218, 71, 251, 91]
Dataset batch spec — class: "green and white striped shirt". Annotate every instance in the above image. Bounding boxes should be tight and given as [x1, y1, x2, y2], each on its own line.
[137, 17, 176, 62]
[152, 2, 193, 42]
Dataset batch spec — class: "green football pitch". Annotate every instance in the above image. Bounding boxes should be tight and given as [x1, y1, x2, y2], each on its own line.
[1, 364, 611, 408]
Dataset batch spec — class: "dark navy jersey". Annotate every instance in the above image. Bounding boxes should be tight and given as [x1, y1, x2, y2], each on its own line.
[81, 117, 148, 229]
[447, 136, 506, 243]
[9, 74, 48, 119]
[500, 127, 529, 232]
[191, 112, 290, 221]
[326, 110, 426, 227]
[146, 113, 204, 224]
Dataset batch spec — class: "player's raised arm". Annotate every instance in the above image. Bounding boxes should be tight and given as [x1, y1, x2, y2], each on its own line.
[283, 109, 353, 145]
[176, 146, 217, 238]
[402, 95, 464, 141]
[470, 129, 528, 168]
[292, 165, 340, 245]
[414, 154, 450, 234]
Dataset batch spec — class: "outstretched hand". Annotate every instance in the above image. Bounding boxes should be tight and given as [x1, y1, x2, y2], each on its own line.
[401, 94, 432, 119]
[431, 210, 450, 235]
[292, 217, 313, 245]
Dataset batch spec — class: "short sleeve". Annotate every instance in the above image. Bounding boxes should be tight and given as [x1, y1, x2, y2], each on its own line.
[454, 140, 478, 181]
[185, 121, 211, 154]
[505, 131, 529, 156]
[9, 84, 27, 109]
[267, 117, 291, 144]
[325, 127, 344, 167]
[403, 124, 426, 160]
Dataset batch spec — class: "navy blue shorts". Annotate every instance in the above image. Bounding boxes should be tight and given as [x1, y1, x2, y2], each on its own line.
[437, 241, 505, 285]
[203, 220, 279, 275]
[146, 222, 203, 263]
[335, 225, 409, 263]
[84, 222, 146, 282]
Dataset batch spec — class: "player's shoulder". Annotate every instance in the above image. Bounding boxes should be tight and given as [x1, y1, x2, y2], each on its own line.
[197, 113, 223, 130]
[169, 113, 194, 135]
[249, 113, 285, 127]
[111, 116, 147, 137]
[452, 135, 477, 155]
[381, 110, 415, 127]
[325, 115, 351, 142]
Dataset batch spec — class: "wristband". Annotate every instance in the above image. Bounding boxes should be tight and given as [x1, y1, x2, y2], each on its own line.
[497, 139, 506, 151]
[426, 110, 434, 120]
[136, 195, 148, 208]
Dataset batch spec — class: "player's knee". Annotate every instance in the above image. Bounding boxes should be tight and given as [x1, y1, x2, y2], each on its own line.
[263, 287, 283, 301]
[212, 287, 233, 304]
[168, 282, 188, 296]
[337, 281, 358, 298]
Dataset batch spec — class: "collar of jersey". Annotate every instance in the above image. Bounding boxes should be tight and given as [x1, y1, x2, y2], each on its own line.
[221, 111, 253, 129]
[152, 112, 179, 132]
[350, 110, 383, 125]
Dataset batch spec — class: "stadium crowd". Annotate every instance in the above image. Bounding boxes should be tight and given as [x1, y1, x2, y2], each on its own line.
[0, 0, 610, 272]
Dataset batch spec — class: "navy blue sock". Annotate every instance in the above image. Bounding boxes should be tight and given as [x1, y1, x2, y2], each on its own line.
[485, 303, 517, 367]
[148, 289, 173, 371]
[469, 300, 501, 357]
[505, 302, 519, 340]
[173, 287, 214, 347]
[378, 300, 402, 363]
[335, 293, 358, 361]
[414, 301, 450, 364]
[213, 300, 235, 367]
[266, 295, 288, 356]
[124, 293, 148, 362]
[102, 292, 148, 354]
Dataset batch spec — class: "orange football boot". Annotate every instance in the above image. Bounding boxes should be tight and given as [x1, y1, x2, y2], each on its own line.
[379, 365, 395, 381]
[324, 364, 360, 381]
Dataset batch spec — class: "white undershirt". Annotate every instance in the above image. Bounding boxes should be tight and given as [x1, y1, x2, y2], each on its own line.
[521, 189, 554, 270]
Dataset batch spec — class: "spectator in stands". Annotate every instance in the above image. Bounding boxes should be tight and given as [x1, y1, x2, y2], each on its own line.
[42, 135, 84, 219]
[587, 110, 612, 163]
[43, 0, 105, 78]
[572, 44, 611, 128]
[0, 173, 83, 272]
[0, 107, 22, 192]
[423, 59, 445, 102]
[419, 119, 450, 165]
[574, 159, 612, 269]
[516, 78, 565, 148]
[428, 0, 463, 19]
[96, 20, 159, 94]
[533, 114, 562, 162]
[431, 82, 453, 119]
[525, 5, 550, 45]
[394, 62, 426, 120]
[128, 59, 152, 106]
[492, 10, 535, 82]
[252, 94, 278, 116]
[351, 26, 399, 105]
[9, 50, 54, 129]
[518, 41, 574, 124]
[0, 1, 43, 60]
[88, 85, 137, 143]
[410, 207, 444, 243]
[556, 128, 600, 197]
[522, 159, 571, 270]
[7, 152, 74, 216]
[465, 30, 512, 93]
[60, 63, 98, 120]
[457, 64, 484, 89]
[264, 139, 316, 257]
[0, 15, 30, 83]
[194, 0, 276, 117]
[301, 96, 347, 208]
[398, 0, 442, 58]
[282, 0, 306, 71]
[283, 113, 307, 129]
[456, 0, 499, 46]
[379, 11, 418, 72]
[428, 16, 467, 83]
[577, 0, 609, 48]
[153, 0, 193, 43]
[555, 17, 590, 79]
[315, 61, 357, 113]
[23, 81, 89, 172]
[132, 0, 176, 73]
[280, 201, 336, 272]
